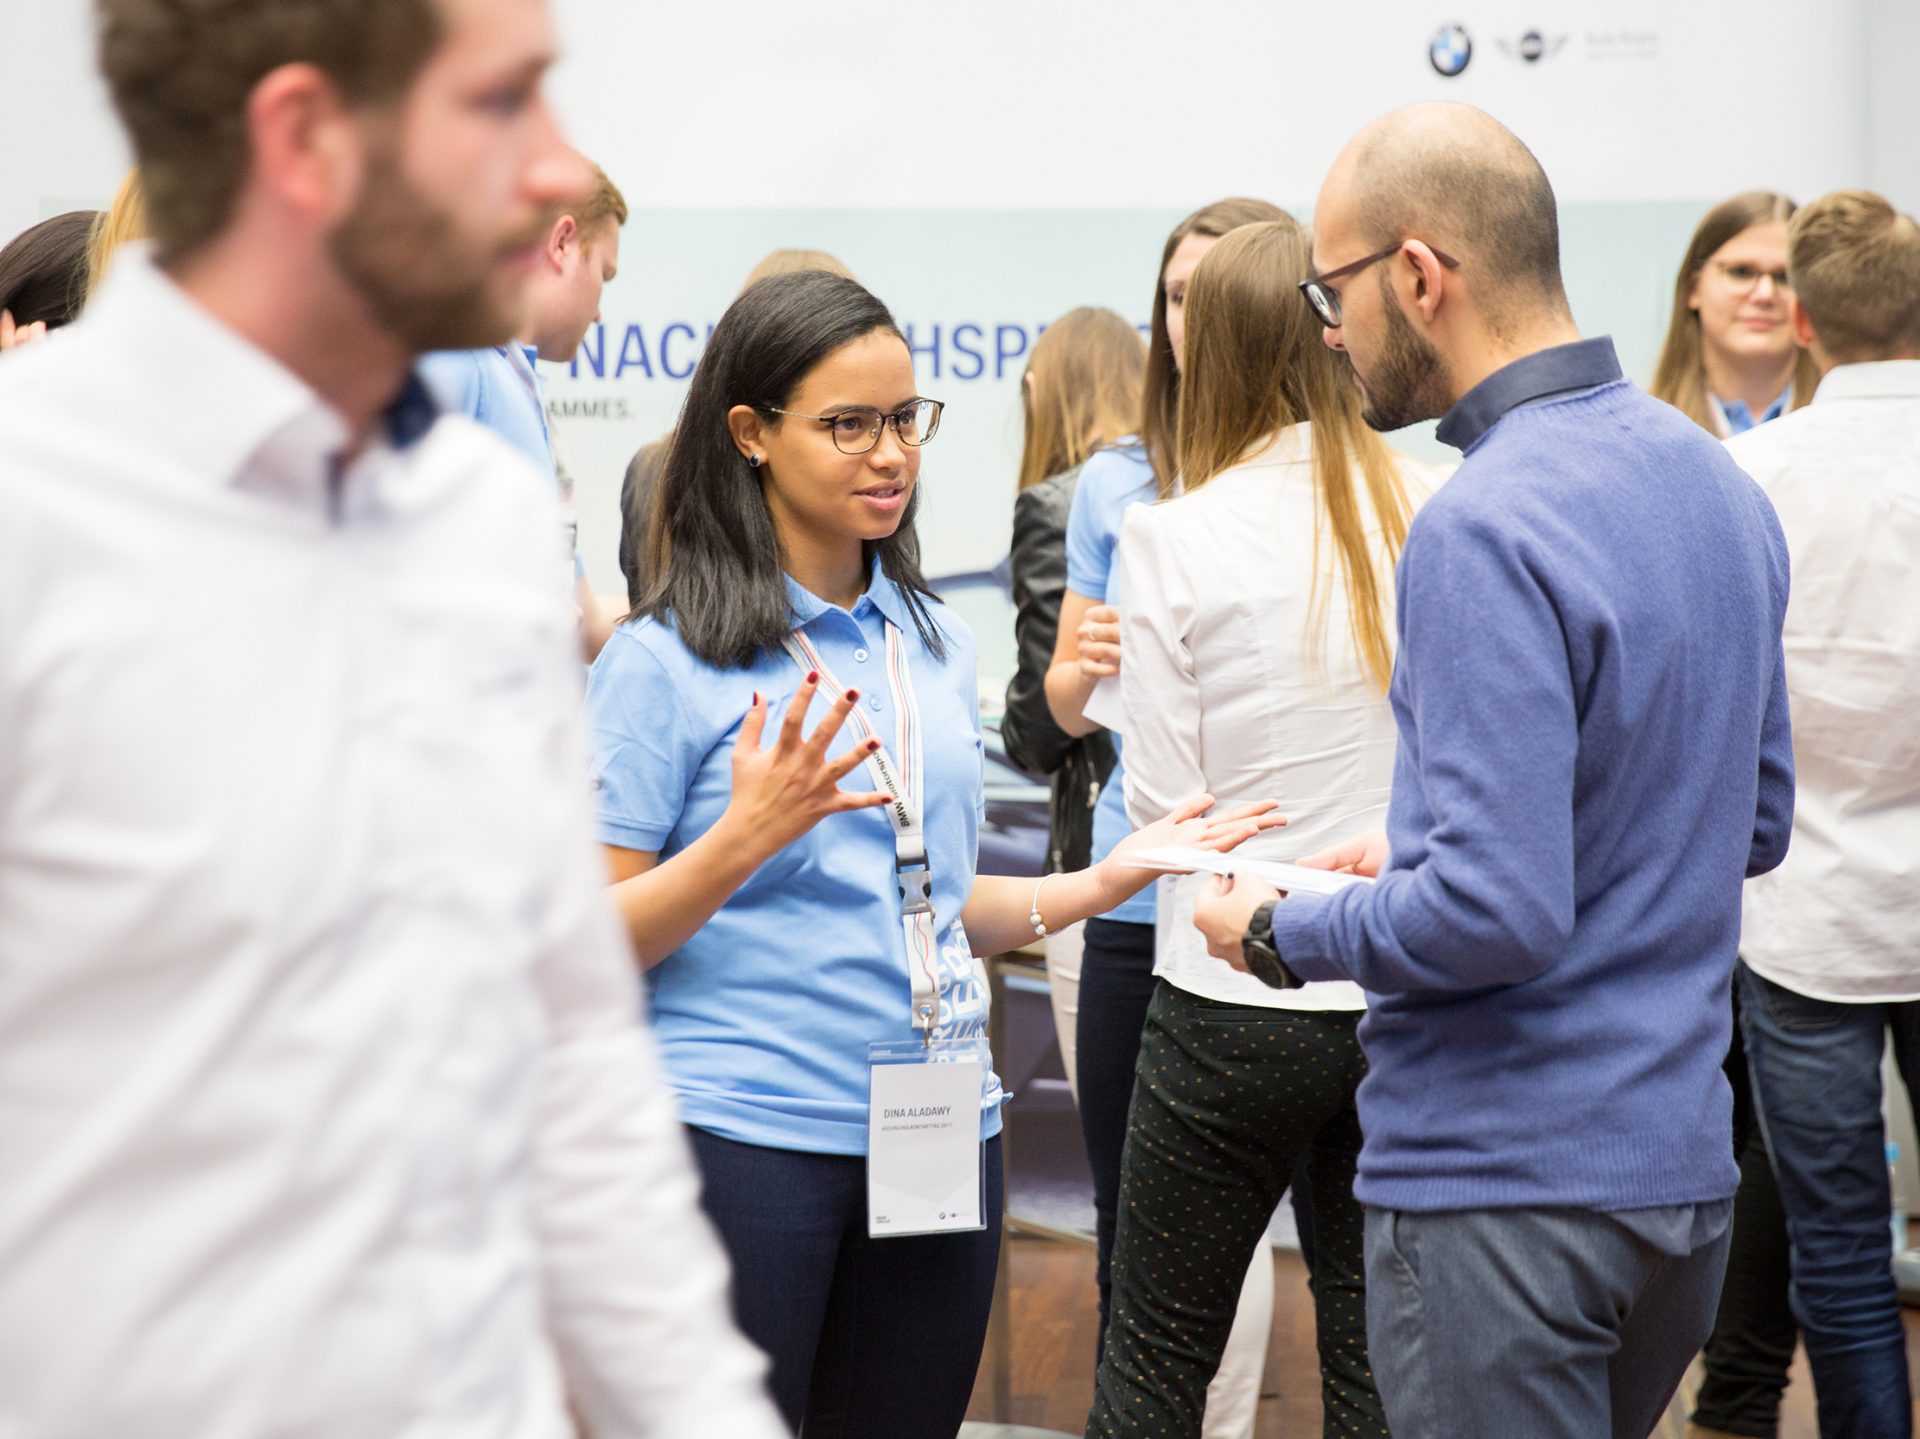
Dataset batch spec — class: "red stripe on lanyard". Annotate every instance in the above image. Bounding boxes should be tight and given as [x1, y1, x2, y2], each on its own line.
[785, 622, 940, 1034]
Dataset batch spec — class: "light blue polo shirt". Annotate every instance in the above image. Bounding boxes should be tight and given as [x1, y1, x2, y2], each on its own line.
[1063, 441, 1156, 925]
[1715, 383, 1792, 436]
[420, 344, 584, 577]
[419, 344, 553, 478]
[586, 560, 1003, 1155]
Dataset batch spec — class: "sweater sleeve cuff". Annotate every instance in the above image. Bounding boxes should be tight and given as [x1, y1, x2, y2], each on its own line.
[1269, 892, 1349, 983]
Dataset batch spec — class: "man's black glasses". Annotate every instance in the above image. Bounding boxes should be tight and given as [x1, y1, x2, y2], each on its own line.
[1299, 243, 1461, 328]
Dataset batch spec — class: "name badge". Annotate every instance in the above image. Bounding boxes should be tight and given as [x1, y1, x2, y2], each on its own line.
[867, 1038, 988, 1238]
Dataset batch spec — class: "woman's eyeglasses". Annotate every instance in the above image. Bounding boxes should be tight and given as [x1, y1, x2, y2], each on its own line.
[766, 399, 945, 455]
[1710, 261, 1791, 295]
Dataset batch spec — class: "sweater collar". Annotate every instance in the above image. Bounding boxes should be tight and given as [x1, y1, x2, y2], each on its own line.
[1436, 336, 1624, 453]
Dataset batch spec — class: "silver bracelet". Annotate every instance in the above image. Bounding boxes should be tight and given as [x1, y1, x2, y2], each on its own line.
[1029, 872, 1060, 939]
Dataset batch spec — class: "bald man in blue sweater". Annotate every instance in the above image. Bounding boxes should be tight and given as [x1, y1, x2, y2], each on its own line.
[1194, 105, 1794, 1439]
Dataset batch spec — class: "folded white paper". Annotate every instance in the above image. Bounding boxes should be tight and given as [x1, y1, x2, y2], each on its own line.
[1122, 845, 1376, 896]
[1082, 674, 1123, 734]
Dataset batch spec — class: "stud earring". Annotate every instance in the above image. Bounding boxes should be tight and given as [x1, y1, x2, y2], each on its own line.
[748, 454, 762, 468]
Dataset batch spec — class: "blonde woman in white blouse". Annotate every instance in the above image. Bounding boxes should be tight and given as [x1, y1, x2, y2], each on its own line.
[1086, 218, 1442, 1439]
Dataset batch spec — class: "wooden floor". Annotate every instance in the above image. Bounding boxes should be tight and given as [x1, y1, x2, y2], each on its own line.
[967, 1231, 1920, 1437]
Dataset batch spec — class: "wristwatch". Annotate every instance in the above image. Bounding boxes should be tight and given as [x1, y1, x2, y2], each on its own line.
[1242, 900, 1303, 991]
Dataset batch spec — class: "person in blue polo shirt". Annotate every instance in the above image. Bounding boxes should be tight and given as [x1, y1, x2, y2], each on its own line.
[585, 269, 1280, 1439]
[421, 158, 626, 659]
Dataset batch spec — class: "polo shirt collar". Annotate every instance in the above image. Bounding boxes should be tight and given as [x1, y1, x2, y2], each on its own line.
[1811, 359, 1920, 404]
[785, 553, 915, 632]
[1435, 336, 1625, 452]
[1718, 383, 1792, 434]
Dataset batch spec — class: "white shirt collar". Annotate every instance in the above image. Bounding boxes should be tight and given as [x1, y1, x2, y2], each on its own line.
[1241, 421, 1314, 468]
[89, 247, 352, 497]
[1198, 421, 1315, 481]
[1811, 359, 1920, 404]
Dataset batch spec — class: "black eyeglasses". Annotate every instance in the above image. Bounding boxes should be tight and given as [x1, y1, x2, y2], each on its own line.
[1298, 243, 1461, 328]
[766, 398, 944, 455]
[1710, 261, 1791, 295]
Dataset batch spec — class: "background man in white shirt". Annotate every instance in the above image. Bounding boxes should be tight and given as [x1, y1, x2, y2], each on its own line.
[1725, 188, 1920, 1439]
[0, 2, 783, 1436]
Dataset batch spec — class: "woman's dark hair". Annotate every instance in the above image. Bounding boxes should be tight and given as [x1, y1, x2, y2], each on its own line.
[639, 269, 947, 669]
[0, 211, 99, 331]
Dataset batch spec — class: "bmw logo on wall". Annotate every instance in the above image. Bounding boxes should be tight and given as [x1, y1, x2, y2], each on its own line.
[1429, 24, 1473, 77]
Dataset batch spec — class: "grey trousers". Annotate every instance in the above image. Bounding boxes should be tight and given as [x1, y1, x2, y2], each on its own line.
[1365, 1202, 1733, 1439]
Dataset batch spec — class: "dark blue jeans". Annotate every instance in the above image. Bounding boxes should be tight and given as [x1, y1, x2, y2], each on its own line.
[1692, 982, 1797, 1438]
[687, 1126, 1003, 1439]
[1737, 960, 1920, 1439]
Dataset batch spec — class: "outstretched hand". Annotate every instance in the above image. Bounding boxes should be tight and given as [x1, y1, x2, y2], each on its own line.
[720, 672, 892, 862]
[1296, 828, 1389, 878]
[1097, 794, 1287, 907]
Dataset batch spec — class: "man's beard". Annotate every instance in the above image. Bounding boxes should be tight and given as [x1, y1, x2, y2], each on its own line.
[1352, 277, 1453, 432]
[328, 136, 544, 354]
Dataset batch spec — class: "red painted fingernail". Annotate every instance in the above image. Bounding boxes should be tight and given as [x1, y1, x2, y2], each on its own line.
[846, 689, 860, 701]
[868, 739, 881, 751]
[806, 670, 819, 684]
[751, 691, 760, 705]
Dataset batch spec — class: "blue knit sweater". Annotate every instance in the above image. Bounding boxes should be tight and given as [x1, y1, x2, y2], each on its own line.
[1274, 343, 1794, 1213]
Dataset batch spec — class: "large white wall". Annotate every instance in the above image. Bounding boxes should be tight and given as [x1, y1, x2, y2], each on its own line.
[4, 0, 1908, 596]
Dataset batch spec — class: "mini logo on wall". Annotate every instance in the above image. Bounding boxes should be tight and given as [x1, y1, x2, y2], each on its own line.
[1428, 24, 1473, 77]
[1498, 29, 1569, 62]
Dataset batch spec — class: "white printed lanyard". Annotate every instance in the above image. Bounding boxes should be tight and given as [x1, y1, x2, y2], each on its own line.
[502, 343, 553, 448]
[782, 621, 943, 1038]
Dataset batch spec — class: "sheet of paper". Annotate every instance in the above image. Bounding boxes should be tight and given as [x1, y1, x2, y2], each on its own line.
[1081, 674, 1123, 734]
[867, 1055, 984, 1237]
[1121, 845, 1376, 897]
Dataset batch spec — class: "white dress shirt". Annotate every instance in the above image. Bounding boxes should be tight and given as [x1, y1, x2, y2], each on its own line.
[0, 254, 783, 1439]
[1728, 360, 1920, 1002]
[1115, 425, 1441, 1009]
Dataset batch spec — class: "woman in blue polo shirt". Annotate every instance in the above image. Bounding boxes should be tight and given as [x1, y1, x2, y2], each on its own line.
[585, 269, 1278, 1439]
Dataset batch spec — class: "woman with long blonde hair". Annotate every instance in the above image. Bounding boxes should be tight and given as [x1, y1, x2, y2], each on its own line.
[1088, 218, 1441, 1439]
[1014, 306, 1144, 494]
[1038, 201, 1287, 1430]
[1650, 191, 1817, 436]
[85, 168, 147, 303]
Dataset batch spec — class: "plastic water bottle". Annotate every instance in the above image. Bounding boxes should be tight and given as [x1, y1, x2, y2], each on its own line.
[1891, 1142, 1909, 1254]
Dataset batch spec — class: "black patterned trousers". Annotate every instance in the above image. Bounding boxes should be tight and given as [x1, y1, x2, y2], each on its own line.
[1086, 981, 1388, 1439]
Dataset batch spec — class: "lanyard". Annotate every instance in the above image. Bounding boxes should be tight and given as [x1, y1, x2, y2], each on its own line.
[502, 344, 553, 449]
[783, 620, 943, 1039]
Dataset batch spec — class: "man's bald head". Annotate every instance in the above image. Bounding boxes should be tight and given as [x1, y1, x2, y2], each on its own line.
[1328, 103, 1569, 322]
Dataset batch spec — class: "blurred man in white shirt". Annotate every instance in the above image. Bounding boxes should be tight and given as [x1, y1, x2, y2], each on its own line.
[0, 2, 782, 1436]
[1725, 189, 1920, 1439]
